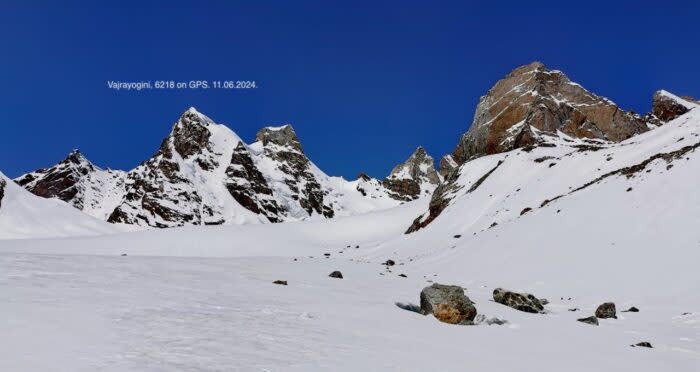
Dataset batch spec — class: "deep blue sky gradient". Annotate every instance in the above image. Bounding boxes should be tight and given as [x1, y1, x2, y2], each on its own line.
[1, 1, 698, 179]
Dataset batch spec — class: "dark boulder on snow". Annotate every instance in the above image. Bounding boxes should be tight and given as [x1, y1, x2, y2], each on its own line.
[595, 302, 617, 319]
[328, 271, 343, 279]
[420, 283, 477, 325]
[492, 288, 546, 313]
[577, 316, 599, 326]
[383, 259, 396, 266]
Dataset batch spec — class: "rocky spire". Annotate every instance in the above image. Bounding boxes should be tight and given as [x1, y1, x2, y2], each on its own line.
[439, 61, 649, 174]
[171, 107, 215, 159]
[383, 146, 440, 201]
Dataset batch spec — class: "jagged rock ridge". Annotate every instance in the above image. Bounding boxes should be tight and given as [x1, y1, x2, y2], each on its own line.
[14, 150, 126, 220]
[249, 125, 336, 219]
[16, 108, 418, 228]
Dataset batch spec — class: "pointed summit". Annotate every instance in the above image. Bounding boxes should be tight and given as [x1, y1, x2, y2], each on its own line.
[63, 149, 91, 167]
[383, 146, 440, 201]
[169, 107, 217, 158]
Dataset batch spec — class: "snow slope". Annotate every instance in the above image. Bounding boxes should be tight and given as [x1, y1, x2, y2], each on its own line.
[0, 108, 698, 371]
[0, 171, 124, 239]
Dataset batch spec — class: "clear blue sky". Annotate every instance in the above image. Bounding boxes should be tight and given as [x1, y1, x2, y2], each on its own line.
[1, 1, 698, 179]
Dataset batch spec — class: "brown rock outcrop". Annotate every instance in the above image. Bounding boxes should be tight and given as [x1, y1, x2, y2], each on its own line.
[439, 61, 649, 174]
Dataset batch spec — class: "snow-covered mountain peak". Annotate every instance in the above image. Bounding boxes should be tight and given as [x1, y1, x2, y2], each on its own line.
[383, 146, 440, 201]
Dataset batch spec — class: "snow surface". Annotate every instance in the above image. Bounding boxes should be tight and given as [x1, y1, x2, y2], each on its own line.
[0, 109, 699, 371]
[0, 171, 125, 239]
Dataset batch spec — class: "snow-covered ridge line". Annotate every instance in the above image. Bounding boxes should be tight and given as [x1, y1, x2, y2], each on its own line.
[11, 107, 436, 229]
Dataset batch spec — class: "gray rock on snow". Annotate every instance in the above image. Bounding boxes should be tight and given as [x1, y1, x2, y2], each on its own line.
[420, 283, 477, 325]
[577, 316, 599, 326]
[595, 302, 617, 319]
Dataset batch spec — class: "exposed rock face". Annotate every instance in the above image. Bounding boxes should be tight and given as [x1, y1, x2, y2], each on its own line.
[13, 108, 411, 228]
[439, 61, 649, 174]
[420, 283, 477, 324]
[251, 125, 335, 219]
[438, 154, 458, 178]
[107, 108, 245, 227]
[255, 125, 304, 152]
[595, 302, 617, 319]
[383, 147, 440, 201]
[411, 62, 653, 233]
[224, 141, 285, 222]
[650, 90, 697, 123]
[492, 288, 546, 313]
[14, 150, 126, 220]
[0, 178, 6, 209]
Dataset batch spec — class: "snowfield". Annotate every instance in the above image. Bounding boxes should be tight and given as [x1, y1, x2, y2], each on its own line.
[1, 109, 699, 371]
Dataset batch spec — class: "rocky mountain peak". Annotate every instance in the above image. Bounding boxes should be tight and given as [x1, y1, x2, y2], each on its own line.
[440, 61, 649, 174]
[255, 125, 303, 153]
[383, 146, 440, 201]
[171, 107, 215, 159]
[64, 149, 91, 166]
[357, 172, 371, 181]
[507, 61, 545, 77]
[651, 90, 697, 123]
